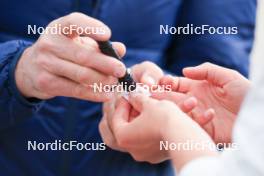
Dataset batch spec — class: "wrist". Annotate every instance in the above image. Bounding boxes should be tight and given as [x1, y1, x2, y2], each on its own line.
[8, 42, 44, 108]
[160, 113, 219, 170]
[15, 47, 36, 98]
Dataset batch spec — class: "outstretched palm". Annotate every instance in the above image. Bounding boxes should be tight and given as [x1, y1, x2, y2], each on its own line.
[154, 63, 250, 144]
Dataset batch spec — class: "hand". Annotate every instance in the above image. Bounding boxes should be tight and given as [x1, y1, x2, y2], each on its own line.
[99, 61, 164, 151]
[15, 12, 126, 102]
[154, 63, 250, 144]
[108, 94, 216, 165]
[99, 61, 199, 151]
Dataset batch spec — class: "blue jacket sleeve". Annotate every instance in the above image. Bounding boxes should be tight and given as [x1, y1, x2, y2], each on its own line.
[0, 40, 43, 131]
[164, 0, 256, 77]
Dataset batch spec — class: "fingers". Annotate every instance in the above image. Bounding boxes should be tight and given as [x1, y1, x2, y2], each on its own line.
[159, 75, 193, 93]
[198, 108, 215, 126]
[179, 97, 198, 113]
[77, 37, 126, 61]
[44, 36, 126, 78]
[151, 91, 197, 113]
[111, 42, 126, 58]
[131, 61, 163, 85]
[35, 72, 113, 102]
[152, 91, 187, 103]
[140, 73, 157, 85]
[54, 12, 111, 41]
[40, 55, 118, 86]
[190, 108, 215, 126]
[202, 109, 215, 125]
[128, 93, 153, 112]
[183, 62, 239, 86]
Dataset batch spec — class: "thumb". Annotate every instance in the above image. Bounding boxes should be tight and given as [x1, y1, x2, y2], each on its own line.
[131, 62, 163, 84]
[141, 72, 157, 86]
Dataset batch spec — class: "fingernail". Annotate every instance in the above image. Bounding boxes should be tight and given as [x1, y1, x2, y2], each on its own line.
[204, 109, 215, 119]
[143, 75, 156, 85]
[114, 65, 126, 77]
[183, 67, 193, 72]
[184, 97, 197, 108]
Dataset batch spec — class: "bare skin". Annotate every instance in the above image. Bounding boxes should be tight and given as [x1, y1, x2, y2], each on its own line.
[100, 63, 250, 172]
[153, 63, 250, 143]
[15, 12, 126, 102]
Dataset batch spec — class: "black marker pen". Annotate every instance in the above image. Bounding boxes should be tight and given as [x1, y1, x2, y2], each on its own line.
[97, 41, 136, 91]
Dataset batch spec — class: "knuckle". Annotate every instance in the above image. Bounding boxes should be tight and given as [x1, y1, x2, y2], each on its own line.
[72, 85, 85, 97]
[116, 135, 129, 148]
[202, 62, 213, 67]
[72, 85, 93, 100]
[142, 61, 154, 66]
[102, 76, 117, 85]
[35, 57, 50, 68]
[76, 52, 89, 66]
[141, 61, 163, 75]
[76, 69, 89, 84]
[131, 154, 145, 162]
[47, 19, 60, 28]
[37, 37, 54, 51]
[36, 73, 53, 91]
[67, 12, 83, 21]
[231, 70, 240, 77]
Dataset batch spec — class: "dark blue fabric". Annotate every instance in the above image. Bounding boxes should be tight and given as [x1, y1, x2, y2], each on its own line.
[0, 0, 256, 175]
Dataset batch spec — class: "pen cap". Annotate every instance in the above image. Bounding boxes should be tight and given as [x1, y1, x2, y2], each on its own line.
[97, 41, 121, 60]
[97, 41, 137, 92]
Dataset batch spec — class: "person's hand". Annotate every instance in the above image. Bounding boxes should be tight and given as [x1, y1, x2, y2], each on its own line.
[107, 94, 216, 165]
[100, 61, 199, 151]
[153, 63, 251, 144]
[15, 12, 126, 102]
[99, 61, 164, 151]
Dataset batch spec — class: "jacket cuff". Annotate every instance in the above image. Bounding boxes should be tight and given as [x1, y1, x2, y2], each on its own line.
[8, 41, 43, 112]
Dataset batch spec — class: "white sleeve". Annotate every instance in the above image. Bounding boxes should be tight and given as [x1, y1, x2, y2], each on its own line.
[179, 81, 264, 176]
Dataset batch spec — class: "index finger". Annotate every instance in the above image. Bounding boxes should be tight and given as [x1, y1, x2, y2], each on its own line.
[159, 75, 193, 93]
[54, 12, 111, 41]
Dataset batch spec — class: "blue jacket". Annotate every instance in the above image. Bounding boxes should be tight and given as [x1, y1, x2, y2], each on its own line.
[0, 0, 256, 175]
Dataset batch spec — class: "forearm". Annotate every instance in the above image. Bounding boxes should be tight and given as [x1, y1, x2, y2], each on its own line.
[162, 115, 219, 171]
